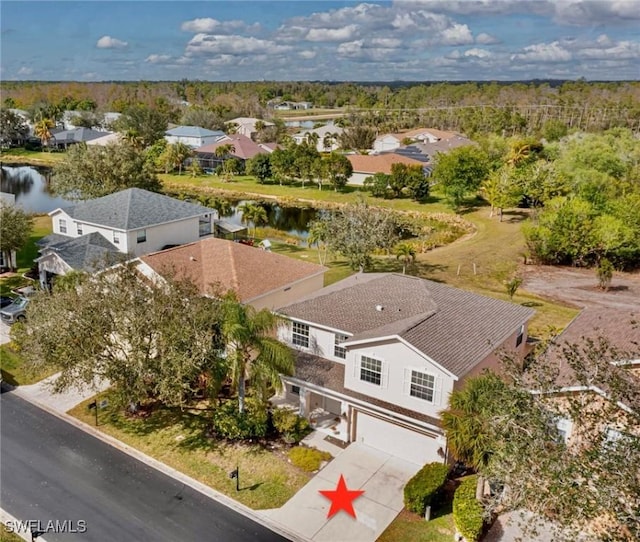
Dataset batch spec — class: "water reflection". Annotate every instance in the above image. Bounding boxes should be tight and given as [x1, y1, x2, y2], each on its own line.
[0, 165, 71, 213]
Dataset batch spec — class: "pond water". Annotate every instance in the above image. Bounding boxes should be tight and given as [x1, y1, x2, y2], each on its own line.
[0, 165, 318, 238]
[0, 165, 72, 213]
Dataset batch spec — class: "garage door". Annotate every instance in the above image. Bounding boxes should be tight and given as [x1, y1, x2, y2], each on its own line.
[356, 411, 442, 466]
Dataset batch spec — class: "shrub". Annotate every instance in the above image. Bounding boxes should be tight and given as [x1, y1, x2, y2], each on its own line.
[271, 407, 311, 444]
[288, 446, 332, 472]
[403, 462, 449, 515]
[453, 476, 484, 542]
[210, 398, 269, 440]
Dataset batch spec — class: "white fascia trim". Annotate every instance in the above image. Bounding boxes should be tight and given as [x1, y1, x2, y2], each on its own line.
[35, 252, 73, 273]
[344, 334, 459, 380]
[530, 385, 635, 415]
[283, 375, 444, 436]
[276, 315, 351, 337]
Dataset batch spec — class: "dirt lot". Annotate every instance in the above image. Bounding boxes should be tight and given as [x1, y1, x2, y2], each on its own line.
[522, 265, 640, 311]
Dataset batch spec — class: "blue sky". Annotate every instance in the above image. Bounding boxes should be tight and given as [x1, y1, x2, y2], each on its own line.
[2, 1, 639, 81]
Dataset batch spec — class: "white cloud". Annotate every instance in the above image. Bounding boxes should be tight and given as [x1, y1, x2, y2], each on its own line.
[370, 37, 402, 48]
[476, 32, 500, 45]
[298, 50, 317, 59]
[96, 35, 128, 49]
[337, 40, 364, 58]
[186, 34, 291, 56]
[464, 48, 491, 58]
[578, 39, 640, 60]
[180, 18, 250, 34]
[440, 23, 474, 45]
[17, 66, 33, 75]
[145, 54, 172, 64]
[511, 41, 572, 62]
[306, 25, 359, 42]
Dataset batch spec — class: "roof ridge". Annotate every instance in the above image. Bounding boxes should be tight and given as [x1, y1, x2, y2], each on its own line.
[123, 188, 134, 230]
[228, 242, 240, 293]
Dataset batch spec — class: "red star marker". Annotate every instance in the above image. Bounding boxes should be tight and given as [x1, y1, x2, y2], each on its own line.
[319, 475, 365, 519]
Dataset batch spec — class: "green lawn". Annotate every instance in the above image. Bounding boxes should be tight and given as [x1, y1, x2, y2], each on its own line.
[68, 395, 312, 510]
[378, 510, 455, 542]
[0, 524, 24, 542]
[0, 148, 65, 166]
[0, 344, 55, 385]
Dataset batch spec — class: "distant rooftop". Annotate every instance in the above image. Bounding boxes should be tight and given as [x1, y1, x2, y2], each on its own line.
[165, 125, 226, 138]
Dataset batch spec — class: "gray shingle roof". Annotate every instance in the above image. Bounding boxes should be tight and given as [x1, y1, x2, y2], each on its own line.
[42, 232, 121, 272]
[165, 126, 225, 138]
[60, 188, 214, 231]
[279, 273, 535, 378]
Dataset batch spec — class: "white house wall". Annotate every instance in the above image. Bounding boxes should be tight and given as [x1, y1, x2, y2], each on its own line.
[348, 172, 372, 186]
[125, 216, 213, 257]
[344, 338, 454, 420]
[279, 321, 349, 365]
[50, 210, 130, 254]
[373, 136, 401, 152]
[165, 135, 222, 148]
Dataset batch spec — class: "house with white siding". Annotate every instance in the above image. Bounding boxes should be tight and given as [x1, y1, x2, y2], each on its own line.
[164, 126, 226, 148]
[37, 188, 215, 289]
[275, 273, 534, 465]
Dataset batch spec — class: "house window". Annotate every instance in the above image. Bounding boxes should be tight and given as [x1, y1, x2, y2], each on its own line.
[409, 370, 435, 402]
[59, 219, 67, 234]
[76, 223, 83, 235]
[291, 385, 300, 396]
[113, 232, 120, 245]
[556, 418, 573, 443]
[292, 322, 309, 348]
[136, 229, 147, 244]
[199, 215, 212, 237]
[516, 324, 525, 347]
[360, 356, 382, 386]
[334, 333, 348, 359]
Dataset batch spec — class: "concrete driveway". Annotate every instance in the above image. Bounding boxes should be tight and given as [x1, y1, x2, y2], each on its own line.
[0, 322, 11, 345]
[265, 443, 421, 542]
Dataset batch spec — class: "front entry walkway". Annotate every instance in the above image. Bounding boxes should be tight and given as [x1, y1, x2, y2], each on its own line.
[264, 443, 422, 542]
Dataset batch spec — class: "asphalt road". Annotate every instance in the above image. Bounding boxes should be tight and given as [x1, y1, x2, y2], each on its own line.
[0, 389, 290, 542]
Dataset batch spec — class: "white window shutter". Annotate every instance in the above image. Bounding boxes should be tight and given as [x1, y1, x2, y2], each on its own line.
[434, 376, 443, 405]
[403, 368, 411, 396]
[353, 357, 360, 378]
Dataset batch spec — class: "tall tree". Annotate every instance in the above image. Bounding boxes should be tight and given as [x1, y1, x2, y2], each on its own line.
[0, 109, 29, 146]
[481, 166, 522, 220]
[316, 200, 399, 272]
[238, 203, 268, 238]
[0, 204, 34, 272]
[219, 292, 294, 413]
[307, 218, 330, 265]
[14, 264, 226, 410]
[322, 152, 353, 191]
[52, 142, 161, 200]
[33, 118, 55, 149]
[246, 153, 272, 184]
[431, 146, 490, 210]
[113, 104, 170, 148]
[394, 243, 416, 274]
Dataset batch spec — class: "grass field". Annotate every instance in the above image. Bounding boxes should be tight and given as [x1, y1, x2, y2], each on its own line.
[0, 524, 23, 542]
[378, 509, 455, 542]
[0, 344, 55, 385]
[68, 396, 312, 510]
[0, 148, 64, 166]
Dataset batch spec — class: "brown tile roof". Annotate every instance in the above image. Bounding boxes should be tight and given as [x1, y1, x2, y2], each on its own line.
[141, 238, 327, 302]
[195, 134, 269, 161]
[395, 128, 459, 140]
[347, 153, 424, 174]
[279, 273, 535, 378]
[290, 351, 442, 428]
[537, 308, 640, 411]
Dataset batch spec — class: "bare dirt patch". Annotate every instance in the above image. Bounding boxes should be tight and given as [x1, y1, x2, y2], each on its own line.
[522, 265, 640, 311]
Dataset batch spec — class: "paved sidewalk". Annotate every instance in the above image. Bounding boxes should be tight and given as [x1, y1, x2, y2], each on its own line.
[11, 372, 110, 413]
[264, 443, 421, 542]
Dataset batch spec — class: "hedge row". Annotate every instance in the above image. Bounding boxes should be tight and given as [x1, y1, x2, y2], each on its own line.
[453, 475, 484, 542]
[403, 462, 449, 515]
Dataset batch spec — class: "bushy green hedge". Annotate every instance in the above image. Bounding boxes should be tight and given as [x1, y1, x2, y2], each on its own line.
[453, 476, 484, 542]
[288, 446, 332, 472]
[211, 398, 269, 440]
[271, 407, 311, 444]
[403, 462, 449, 515]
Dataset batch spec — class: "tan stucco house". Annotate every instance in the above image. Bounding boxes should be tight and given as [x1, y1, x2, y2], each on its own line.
[274, 273, 535, 465]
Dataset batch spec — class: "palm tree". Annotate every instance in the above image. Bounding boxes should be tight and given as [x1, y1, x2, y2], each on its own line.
[395, 243, 416, 274]
[214, 143, 236, 181]
[307, 219, 329, 265]
[34, 118, 54, 150]
[172, 142, 193, 175]
[305, 131, 320, 150]
[238, 203, 267, 238]
[122, 129, 144, 151]
[219, 292, 294, 413]
[322, 132, 337, 152]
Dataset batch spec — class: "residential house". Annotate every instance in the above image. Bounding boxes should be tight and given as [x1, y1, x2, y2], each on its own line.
[268, 100, 313, 111]
[86, 132, 122, 146]
[536, 308, 640, 447]
[224, 117, 274, 139]
[346, 153, 427, 186]
[137, 237, 327, 311]
[292, 124, 344, 153]
[274, 273, 534, 465]
[194, 134, 273, 170]
[49, 127, 107, 149]
[164, 126, 226, 149]
[373, 128, 470, 153]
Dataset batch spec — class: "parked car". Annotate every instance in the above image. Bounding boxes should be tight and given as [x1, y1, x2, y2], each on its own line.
[0, 296, 30, 324]
[0, 296, 15, 309]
